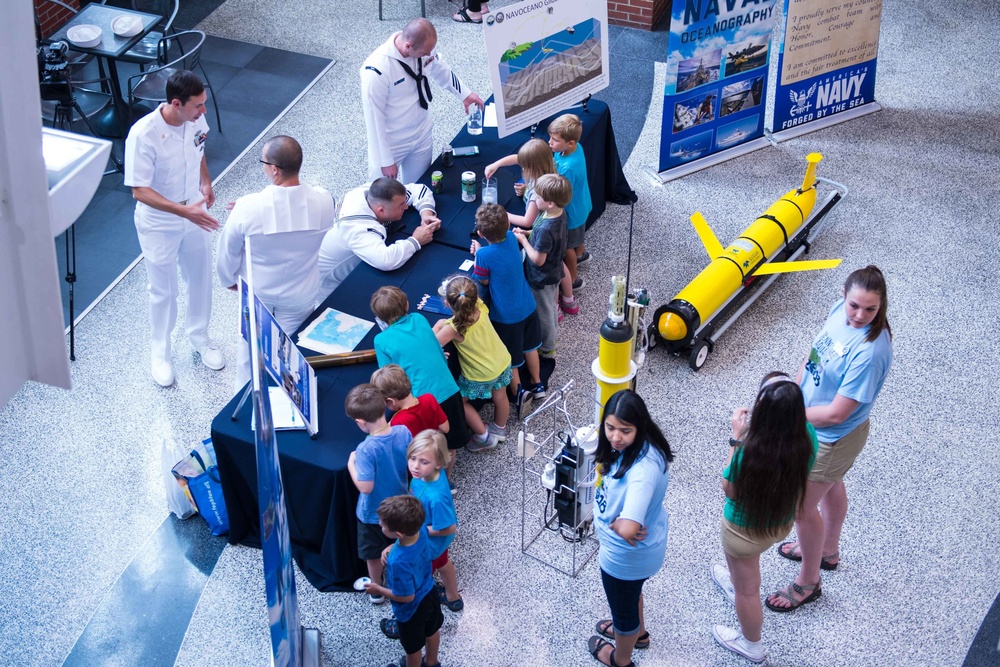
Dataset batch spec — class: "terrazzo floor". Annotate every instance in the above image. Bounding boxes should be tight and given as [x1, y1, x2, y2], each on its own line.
[3, 0, 998, 665]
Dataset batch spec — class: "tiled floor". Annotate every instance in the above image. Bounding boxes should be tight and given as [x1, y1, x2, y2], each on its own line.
[6, 0, 1000, 666]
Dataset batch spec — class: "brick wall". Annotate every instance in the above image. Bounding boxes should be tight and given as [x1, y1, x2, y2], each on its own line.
[34, 0, 81, 39]
[608, 0, 670, 30]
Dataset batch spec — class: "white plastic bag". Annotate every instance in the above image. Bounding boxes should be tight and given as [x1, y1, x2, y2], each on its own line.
[162, 438, 197, 519]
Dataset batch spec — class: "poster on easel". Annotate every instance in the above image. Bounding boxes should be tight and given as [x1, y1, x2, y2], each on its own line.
[657, 0, 780, 180]
[768, 0, 882, 140]
[241, 277, 319, 436]
[483, 0, 609, 138]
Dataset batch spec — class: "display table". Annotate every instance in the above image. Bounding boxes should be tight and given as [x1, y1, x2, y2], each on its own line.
[211, 243, 472, 591]
[211, 101, 634, 592]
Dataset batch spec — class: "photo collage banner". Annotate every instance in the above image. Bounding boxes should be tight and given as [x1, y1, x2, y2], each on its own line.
[659, 0, 780, 173]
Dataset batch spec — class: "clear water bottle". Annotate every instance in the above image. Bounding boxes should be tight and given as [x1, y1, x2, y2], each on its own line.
[467, 106, 483, 135]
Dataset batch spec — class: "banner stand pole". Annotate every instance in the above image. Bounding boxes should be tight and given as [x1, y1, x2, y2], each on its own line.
[766, 101, 881, 144]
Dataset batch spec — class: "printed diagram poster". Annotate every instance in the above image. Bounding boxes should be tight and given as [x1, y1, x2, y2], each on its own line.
[770, 0, 882, 134]
[659, 0, 779, 173]
[484, 0, 610, 138]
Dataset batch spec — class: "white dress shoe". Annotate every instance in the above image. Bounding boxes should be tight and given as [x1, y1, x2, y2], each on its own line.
[195, 344, 225, 370]
[151, 358, 175, 387]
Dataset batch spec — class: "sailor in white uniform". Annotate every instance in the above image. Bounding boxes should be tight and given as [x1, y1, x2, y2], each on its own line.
[124, 71, 223, 388]
[361, 18, 484, 183]
[317, 178, 440, 299]
[216, 136, 336, 387]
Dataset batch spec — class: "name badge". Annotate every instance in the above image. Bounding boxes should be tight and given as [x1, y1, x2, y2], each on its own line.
[832, 341, 847, 358]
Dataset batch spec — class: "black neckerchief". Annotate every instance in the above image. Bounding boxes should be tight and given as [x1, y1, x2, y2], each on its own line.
[397, 57, 433, 110]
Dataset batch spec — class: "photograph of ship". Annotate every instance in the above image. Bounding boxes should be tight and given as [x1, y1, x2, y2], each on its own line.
[675, 49, 721, 93]
[719, 75, 764, 117]
[724, 37, 769, 76]
[672, 90, 717, 133]
[499, 18, 604, 118]
[715, 114, 760, 148]
[668, 130, 713, 162]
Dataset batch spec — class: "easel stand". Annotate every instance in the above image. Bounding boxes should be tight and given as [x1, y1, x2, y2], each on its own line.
[519, 380, 599, 578]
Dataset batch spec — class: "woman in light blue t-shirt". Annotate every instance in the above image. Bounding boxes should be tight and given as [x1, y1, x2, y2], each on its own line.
[588, 390, 673, 667]
[766, 266, 893, 613]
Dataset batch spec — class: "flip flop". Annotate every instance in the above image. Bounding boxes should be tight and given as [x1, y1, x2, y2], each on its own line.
[452, 8, 482, 23]
[765, 580, 822, 613]
[594, 620, 650, 649]
[777, 541, 840, 570]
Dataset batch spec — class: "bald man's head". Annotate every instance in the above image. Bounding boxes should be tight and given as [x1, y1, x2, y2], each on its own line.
[263, 135, 303, 176]
[401, 18, 437, 55]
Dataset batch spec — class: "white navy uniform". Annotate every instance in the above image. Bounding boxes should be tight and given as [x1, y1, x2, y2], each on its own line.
[216, 183, 337, 386]
[317, 182, 436, 299]
[124, 104, 213, 365]
[361, 33, 468, 183]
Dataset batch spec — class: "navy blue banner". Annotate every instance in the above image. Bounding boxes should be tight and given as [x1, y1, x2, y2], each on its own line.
[769, 0, 881, 135]
[659, 0, 779, 173]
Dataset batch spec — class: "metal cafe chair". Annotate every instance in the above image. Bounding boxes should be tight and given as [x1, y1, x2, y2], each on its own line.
[34, 0, 96, 75]
[101, 0, 180, 70]
[126, 29, 222, 132]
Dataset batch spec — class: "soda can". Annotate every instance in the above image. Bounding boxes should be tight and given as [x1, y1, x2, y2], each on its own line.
[431, 171, 443, 194]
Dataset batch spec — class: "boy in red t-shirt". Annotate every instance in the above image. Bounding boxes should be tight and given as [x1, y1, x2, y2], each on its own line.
[372, 363, 450, 439]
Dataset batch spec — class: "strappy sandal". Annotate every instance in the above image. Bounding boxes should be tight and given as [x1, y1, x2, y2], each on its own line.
[452, 7, 483, 23]
[765, 580, 822, 612]
[777, 541, 840, 570]
[587, 636, 635, 667]
[595, 620, 649, 649]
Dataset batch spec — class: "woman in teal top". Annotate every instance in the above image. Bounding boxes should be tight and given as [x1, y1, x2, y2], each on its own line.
[711, 372, 818, 664]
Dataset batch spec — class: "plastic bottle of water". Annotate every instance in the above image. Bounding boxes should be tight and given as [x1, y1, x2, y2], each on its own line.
[467, 106, 483, 135]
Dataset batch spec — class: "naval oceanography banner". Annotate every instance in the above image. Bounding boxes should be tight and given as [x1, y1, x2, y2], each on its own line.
[484, 0, 610, 138]
[769, 0, 882, 138]
[658, 0, 780, 177]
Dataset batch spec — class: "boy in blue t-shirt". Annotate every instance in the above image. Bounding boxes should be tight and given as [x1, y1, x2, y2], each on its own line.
[365, 495, 443, 667]
[346, 383, 412, 604]
[471, 203, 546, 411]
[548, 113, 592, 291]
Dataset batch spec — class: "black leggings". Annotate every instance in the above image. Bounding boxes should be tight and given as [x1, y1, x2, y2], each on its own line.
[467, 1, 483, 11]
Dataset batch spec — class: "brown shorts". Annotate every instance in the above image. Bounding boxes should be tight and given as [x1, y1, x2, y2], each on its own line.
[808, 419, 871, 483]
[721, 517, 793, 559]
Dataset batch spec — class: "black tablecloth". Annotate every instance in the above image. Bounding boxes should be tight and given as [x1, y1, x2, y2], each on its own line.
[211, 100, 634, 592]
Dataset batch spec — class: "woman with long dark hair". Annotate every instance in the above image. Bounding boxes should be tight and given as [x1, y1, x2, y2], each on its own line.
[711, 372, 818, 662]
[765, 266, 893, 613]
[587, 390, 674, 667]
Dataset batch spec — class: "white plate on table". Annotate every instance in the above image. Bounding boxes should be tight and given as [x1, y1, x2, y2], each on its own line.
[67, 24, 102, 48]
[111, 15, 143, 38]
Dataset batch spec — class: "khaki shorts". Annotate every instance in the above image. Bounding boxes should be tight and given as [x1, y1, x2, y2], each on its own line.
[808, 419, 871, 483]
[721, 517, 793, 559]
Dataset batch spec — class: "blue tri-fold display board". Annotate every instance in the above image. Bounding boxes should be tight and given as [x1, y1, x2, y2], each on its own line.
[658, 0, 780, 173]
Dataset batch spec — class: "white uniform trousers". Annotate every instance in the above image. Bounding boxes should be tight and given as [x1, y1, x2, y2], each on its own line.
[140, 220, 214, 362]
[367, 127, 434, 184]
[235, 299, 316, 389]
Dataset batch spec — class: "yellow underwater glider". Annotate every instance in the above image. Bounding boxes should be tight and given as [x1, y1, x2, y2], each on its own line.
[652, 153, 847, 370]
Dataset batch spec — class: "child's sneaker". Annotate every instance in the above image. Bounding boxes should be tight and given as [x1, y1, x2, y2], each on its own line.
[466, 431, 499, 452]
[559, 295, 580, 315]
[514, 385, 530, 418]
[576, 250, 591, 265]
[369, 592, 386, 604]
[525, 381, 547, 401]
[380, 617, 400, 639]
[488, 422, 507, 442]
[572, 276, 585, 290]
[711, 564, 736, 605]
[436, 582, 465, 611]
